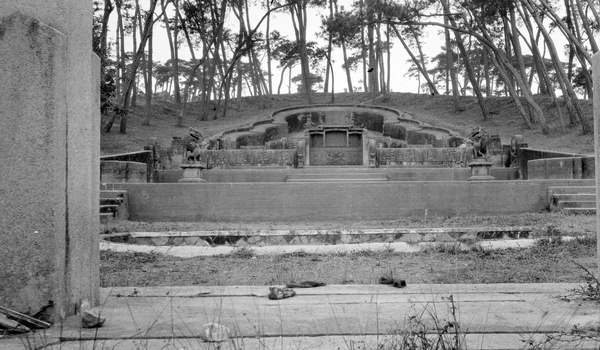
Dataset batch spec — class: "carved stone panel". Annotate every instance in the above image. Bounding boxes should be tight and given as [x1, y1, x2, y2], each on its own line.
[309, 147, 363, 165]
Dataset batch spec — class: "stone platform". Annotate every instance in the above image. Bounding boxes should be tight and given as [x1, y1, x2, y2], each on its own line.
[3, 284, 598, 350]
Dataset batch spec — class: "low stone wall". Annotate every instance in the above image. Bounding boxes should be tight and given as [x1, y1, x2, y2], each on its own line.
[376, 147, 473, 166]
[101, 150, 154, 182]
[100, 161, 148, 183]
[108, 179, 593, 222]
[517, 148, 594, 179]
[528, 157, 580, 180]
[195, 149, 297, 168]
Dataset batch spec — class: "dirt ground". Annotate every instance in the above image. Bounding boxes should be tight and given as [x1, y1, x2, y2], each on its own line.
[100, 236, 597, 288]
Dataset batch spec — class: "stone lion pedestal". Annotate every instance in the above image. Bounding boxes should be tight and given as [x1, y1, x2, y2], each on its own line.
[467, 158, 495, 181]
[179, 164, 207, 183]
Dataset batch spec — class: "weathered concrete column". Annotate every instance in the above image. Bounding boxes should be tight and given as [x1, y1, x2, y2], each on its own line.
[594, 52, 600, 280]
[0, 0, 99, 322]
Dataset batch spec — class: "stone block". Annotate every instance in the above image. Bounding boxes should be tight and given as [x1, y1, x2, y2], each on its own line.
[436, 233, 456, 242]
[246, 236, 263, 244]
[400, 233, 422, 243]
[101, 161, 148, 183]
[0, 12, 68, 319]
[527, 159, 548, 180]
[151, 237, 170, 246]
[170, 237, 185, 245]
[234, 238, 250, 247]
[0, 3, 98, 321]
[422, 234, 436, 242]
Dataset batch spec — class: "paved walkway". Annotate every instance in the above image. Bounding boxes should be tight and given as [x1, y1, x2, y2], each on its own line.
[2, 284, 598, 349]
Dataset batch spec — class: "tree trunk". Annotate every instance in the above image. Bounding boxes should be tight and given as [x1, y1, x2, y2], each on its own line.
[334, 0, 352, 92]
[161, 0, 181, 103]
[523, 0, 591, 134]
[367, 4, 378, 99]
[104, 0, 158, 133]
[277, 65, 288, 94]
[359, 0, 368, 92]
[518, 3, 564, 132]
[392, 25, 438, 95]
[323, 0, 334, 93]
[99, 0, 114, 77]
[538, 0, 592, 65]
[574, 0, 598, 52]
[441, 0, 488, 117]
[442, 2, 461, 111]
[143, 18, 153, 126]
[474, 14, 547, 133]
[265, 0, 273, 94]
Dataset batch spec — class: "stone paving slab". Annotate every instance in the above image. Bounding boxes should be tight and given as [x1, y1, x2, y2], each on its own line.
[2, 284, 596, 350]
[118, 227, 535, 247]
[42, 333, 600, 350]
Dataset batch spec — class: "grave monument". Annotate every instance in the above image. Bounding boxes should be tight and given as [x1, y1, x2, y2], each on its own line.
[0, 1, 99, 321]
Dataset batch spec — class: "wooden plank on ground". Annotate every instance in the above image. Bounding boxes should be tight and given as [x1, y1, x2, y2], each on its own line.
[102, 283, 586, 298]
[0, 306, 51, 329]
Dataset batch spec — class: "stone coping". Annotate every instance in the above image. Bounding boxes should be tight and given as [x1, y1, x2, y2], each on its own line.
[101, 227, 537, 248]
[128, 226, 534, 237]
[100, 239, 541, 257]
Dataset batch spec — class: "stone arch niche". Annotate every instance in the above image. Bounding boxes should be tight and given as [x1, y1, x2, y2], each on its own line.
[308, 125, 365, 166]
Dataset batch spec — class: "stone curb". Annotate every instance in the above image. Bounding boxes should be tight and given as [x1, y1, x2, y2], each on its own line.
[100, 238, 543, 258]
[103, 226, 540, 247]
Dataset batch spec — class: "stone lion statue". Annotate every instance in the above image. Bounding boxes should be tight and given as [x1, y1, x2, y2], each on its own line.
[182, 127, 203, 162]
[469, 125, 490, 159]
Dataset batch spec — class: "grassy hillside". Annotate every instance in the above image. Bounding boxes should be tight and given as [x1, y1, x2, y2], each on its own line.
[101, 93, 594, 155]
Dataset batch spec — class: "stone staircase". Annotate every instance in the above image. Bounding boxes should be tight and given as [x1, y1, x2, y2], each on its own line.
[286, 172, 388, 182]
[548, 186, 596, 214]
[100, 190, 128, 223]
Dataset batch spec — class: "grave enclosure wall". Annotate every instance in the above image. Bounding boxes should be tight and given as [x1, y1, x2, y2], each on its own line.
[0, 1, 99, 321]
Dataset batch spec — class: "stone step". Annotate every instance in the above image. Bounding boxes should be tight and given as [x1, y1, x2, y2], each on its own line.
[563, 207, 596, 215]
[552, 193, 596, 202]
[99, 190, 129, 221]
[548, 186, 596, 195]
[103, 227, 535, 247]
[286, 173, 388, 182]
[100, 198, 124, 206]
[100, 204, 119, 213]
[99, 212, 115, 224]
[556, 200, 597, 209]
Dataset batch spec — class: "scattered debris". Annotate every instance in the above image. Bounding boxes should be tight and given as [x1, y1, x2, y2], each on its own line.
[268, 287, 296, 300]
[0, 306, 51, 329]
[286, 281, 326, 288]
[199, 322, 230, 342]
[81, 308, 106, 328]
[379, 276, 407, 288]
[0, 313, 30, 333]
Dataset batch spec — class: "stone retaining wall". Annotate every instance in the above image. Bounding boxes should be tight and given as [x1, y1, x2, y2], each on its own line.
[107, 179, 593, 222]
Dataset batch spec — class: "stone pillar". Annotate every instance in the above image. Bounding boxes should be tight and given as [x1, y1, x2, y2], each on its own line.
[593, 52, 600, 280]
[0, 0, 98, 322]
